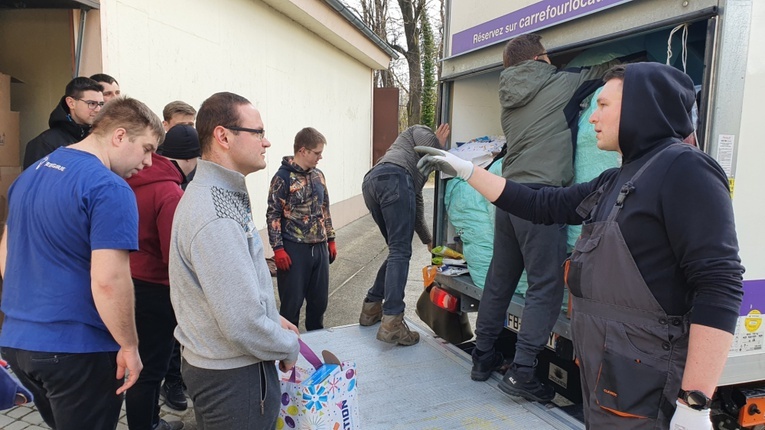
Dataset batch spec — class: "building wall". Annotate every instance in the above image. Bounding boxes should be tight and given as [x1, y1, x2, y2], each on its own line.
[99, 0, 374, 231]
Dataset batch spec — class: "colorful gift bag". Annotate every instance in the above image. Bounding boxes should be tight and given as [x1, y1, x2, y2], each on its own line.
[278, 340, 360, 430]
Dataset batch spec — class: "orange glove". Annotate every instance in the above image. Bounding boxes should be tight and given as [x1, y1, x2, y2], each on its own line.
[274, 248, 292, 271]
[328, 241, 337, 264]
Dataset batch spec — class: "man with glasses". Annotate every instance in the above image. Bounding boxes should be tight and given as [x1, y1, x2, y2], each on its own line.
[23, 76, 104, 169]
[267, 127, 336, 331]
[169, 92, 299, 429]
[469, 33, 620, 403]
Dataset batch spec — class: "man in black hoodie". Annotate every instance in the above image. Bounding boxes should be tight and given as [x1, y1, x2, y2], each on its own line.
[416, 62, 743, 429]
[23, 77, 103, 169]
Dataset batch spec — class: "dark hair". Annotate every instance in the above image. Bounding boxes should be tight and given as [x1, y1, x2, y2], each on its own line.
[196, 92, 251, 155]
[90, 73, 119, 86]
[162, 100, 197, 121]
[503, 33, 544, 68]
[294, 127, 326, 153]
[603, 64, 627, 82]
[65, 77, 103, 99]
[92, 97, 165, 145]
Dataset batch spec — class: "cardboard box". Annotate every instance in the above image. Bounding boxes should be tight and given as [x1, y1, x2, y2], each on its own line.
[0, 166, 22, 223]
[0, 73, 10, 111]
[0, 110, 20, 167]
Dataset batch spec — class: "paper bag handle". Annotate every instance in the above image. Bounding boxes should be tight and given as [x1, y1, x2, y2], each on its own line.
[287, 339, 325, 382]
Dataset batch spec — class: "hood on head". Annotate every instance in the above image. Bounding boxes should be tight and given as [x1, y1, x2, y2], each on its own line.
[618, 62, 695, 163]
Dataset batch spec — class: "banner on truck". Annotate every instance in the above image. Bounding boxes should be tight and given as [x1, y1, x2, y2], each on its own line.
[451, 0, 634, 57]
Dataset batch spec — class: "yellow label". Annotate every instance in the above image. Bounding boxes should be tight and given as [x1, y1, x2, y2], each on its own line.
[745, 309, 762, 333]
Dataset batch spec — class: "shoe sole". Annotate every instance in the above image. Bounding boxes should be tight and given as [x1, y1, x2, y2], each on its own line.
[160, 392, 189, 411]
[497, 380, 555, 403]
[470, 370, 492, 381]
[376, 331, 419, 346]
[359, 315, 382, 326]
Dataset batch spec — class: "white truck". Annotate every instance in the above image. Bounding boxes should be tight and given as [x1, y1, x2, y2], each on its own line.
[427, 1, 765, 428]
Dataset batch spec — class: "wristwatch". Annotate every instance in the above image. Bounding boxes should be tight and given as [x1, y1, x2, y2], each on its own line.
[678, 388, 713, 410]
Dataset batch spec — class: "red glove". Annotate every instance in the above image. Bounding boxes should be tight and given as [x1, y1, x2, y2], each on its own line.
[328, 241, 337, 264]
[274, 248, 292, 271]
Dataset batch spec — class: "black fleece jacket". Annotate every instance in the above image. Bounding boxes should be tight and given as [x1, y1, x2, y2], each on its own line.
[494, 63, 744, 334]
[23, 96, 91, 169]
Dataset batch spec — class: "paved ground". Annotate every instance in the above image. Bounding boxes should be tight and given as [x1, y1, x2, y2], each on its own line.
[0, 187, 438, 429]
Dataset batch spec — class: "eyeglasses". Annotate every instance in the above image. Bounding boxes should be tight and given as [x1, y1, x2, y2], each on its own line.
[303, 148, 323, 157]
[224, 126, 266, 140]
[76, 99, 105, 110]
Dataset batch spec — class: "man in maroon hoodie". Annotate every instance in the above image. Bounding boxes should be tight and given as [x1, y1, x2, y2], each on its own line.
[125, 124, 200, 430]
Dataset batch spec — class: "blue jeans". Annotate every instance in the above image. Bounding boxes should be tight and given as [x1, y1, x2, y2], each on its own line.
[362, 163, 416, 315]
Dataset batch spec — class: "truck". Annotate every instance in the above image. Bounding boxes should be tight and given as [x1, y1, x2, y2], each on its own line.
[427, 0, 765, 428]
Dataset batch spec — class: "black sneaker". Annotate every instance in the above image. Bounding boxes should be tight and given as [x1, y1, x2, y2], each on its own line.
[470, 350, 505, 381]
[161, 381, 188, 411]
[154, 419, 185, 430]
[497, 364, 555, 403]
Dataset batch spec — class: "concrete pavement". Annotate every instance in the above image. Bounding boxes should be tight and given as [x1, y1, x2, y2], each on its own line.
[0, 187, 438, 429]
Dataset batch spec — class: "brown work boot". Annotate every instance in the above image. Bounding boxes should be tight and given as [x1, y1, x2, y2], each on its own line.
[359, 300, 383, 326]
[376, 313, 420, 346]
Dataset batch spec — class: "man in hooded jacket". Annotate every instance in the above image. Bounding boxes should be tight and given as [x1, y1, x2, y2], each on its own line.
[23, 77, 104, 169]
[416, 62, 744, 429]
[124, 125, 199, 430]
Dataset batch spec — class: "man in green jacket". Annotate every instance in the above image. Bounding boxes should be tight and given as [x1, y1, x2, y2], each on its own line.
[471, 33, 617, 403]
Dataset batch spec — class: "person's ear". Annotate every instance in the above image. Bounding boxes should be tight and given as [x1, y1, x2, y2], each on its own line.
[65, 96, 76, 110]
[112, 128, 128, 147]
[212, 125, 231, 150]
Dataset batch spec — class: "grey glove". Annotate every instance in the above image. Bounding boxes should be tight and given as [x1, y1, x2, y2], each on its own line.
[414, 146, 475, 181]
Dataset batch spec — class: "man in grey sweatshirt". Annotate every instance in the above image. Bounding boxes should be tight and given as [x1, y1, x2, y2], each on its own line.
[169, 92, 300, 430]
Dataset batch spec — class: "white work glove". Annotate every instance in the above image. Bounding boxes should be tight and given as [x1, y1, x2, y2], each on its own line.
[669, 400, 712, 430]
[414, 146, 475, 181]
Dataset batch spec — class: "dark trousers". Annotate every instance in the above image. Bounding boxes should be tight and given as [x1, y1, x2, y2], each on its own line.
[125, 280, 178, 430]
[362, 163, 416, 316]
[474, 209, 566, 366]
[183, 359, 279, 430]
[277, 240, 330, 331]
[1, 347, 122, 430]
[164, 340, 183, 385]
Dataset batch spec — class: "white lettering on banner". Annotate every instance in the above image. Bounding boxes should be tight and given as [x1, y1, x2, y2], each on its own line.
[506, 312, 556, 350]
[472, 27, 504, 44]
[452, 0, 633, 57]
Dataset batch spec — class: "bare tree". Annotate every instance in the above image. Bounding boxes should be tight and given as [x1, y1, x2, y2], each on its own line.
[393, 0, 426, 126]
[357, 0, 395, 87]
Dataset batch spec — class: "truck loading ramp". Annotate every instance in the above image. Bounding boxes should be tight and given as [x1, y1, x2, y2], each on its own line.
[298, 319, 584, 429]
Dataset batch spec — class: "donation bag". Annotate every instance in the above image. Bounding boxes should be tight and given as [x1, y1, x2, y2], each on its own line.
[278, 339, 360, 429]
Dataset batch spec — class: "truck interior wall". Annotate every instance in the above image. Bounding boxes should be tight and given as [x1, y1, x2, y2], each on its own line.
[0, 9, 73, 158]
[450, 72, 502, 143]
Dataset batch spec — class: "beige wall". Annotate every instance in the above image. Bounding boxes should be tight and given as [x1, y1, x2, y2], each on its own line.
[99, 0, 378, 231]
[0, 9, 73, 160]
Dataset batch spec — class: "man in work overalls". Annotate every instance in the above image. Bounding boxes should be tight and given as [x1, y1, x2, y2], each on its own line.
[415, 62, 744, 429]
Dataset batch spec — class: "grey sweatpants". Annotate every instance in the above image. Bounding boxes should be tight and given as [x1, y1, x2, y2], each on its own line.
[474, 208, 566, 366]
[182, 359, 280, 430]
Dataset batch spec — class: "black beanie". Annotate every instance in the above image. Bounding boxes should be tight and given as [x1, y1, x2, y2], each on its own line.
[157, 124, 201, 160]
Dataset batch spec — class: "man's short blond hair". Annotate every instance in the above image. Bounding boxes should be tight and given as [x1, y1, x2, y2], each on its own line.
[162, 101, 197, 122]
[93, 97, 165, 145]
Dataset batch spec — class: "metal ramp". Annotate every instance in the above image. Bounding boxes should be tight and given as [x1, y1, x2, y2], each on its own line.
[299, 319, 584, 430]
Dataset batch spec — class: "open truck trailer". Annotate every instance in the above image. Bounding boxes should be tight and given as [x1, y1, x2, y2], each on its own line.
[426, 0, 765, 428]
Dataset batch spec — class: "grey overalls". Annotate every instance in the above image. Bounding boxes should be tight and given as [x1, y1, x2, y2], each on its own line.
[565, 145, 690, 429]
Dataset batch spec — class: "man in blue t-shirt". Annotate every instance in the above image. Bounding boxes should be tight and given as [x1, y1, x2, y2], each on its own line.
[0, 97, 165, 430]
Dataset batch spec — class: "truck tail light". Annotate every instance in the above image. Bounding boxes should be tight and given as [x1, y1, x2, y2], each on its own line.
[430, 285, 459, 313]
